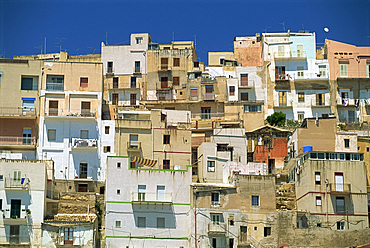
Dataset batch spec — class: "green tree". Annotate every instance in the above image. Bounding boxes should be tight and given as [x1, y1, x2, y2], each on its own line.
[266, 112, 286, 127]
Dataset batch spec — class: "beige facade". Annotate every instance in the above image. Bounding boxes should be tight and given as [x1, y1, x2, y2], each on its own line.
[115, 109, 192, 170]
[357, 137, 370, 190]
[286, 151, 368, 230]
[208, 51, 235, 66]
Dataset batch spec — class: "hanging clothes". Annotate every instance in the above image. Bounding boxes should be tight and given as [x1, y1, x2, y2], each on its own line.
[343, 98, 349, 106]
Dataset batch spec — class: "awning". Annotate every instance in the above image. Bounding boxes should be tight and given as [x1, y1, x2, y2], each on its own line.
[131, 156, 157, 167]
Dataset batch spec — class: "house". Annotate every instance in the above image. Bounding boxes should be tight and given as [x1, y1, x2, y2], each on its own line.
[105, 156, 192, 248]
[0, 159, 54, 246]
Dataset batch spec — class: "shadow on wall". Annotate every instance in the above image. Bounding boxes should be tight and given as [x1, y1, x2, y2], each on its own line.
[132, 204, 176, 229]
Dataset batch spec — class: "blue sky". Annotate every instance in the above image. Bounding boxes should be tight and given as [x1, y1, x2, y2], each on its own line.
[1, 0, 369, 65]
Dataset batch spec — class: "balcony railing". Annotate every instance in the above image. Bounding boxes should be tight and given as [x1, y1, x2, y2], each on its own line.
[108, 83, 140, 90]
[0, 234, 30, 244]
[311, 99, 329, 107]
[275, 74, 290, 80]
[204, 93, 215, 100]
[239, 80, 255, 88]
[131, 192, 172, 203]
[337, 98, 356, 106]
[191, 112, 240, 120]
[46, 83, 64, 91]
[134, 67, 142, 73]
[127, 141, 141, 151]
[208, 222, 226, 234]
[0, 107, 36, 116]
[0, 136, 36, 146]
[71, 138, 97, 148]
[329, 183, 351, 194]
[4, 177, 30, 190]
[201, 77, 217, 83]
[45, 109, 96, 117]
[274, 51, 307, 59]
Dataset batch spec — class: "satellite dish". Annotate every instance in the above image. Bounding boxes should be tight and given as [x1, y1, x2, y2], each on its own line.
[324, 27, 329, 33]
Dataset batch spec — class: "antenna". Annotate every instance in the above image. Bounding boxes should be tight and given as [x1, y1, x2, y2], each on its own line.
[55, 38, 66, 53]
[89, 47, 96, 54]
[106, 31, 108, 45]
[44, 37, 47, 54]
[194, 34, 196, 48]
[264, 26, 271, 33]
[172, 32, 174, 42]
[280, 21, 286, 32]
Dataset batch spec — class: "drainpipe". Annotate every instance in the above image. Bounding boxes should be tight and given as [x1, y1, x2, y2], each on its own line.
[194, 186, 197, 248]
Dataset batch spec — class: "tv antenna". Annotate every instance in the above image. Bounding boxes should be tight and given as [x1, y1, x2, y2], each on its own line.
[280, 21, 286, 32]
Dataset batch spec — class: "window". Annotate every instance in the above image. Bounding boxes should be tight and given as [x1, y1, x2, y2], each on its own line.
[220, 57, 225, 65]
[297, 66, 304, 78]
[336, 197, 345, 214]
[21, 77, 38, 90]
[316, 94, 325, 106]
[190, 87, 198, 97]
[367, 147, 369, 152]
[163, 135, 170, 144]
[319, 65, 326, 77]
[0, 199, 2, 210]
[279, 91, 287, 106]
[252, 195, 259, 206]
[229, 86, 235, 96]
[173, 76, 180, 86]
[337, 221, 345, 230]
[201, 107, 211, 119]
[113, 77, 119, 88]
[161, 76, 168, 88]
[207, 161, 215, 172]
[211, 214, 222, 224]
[135, 61, 140, 73]
[241, 92, 249, 101]
[107, 62, 113, 73]
[79, 163, 88, 179]
[316, 196, 322, 206]
[194, 61, 199, 68]
[340, 64, 348, 77]
[297, 45, 303, 57]
[105, 126, 110, 134]
[315, 172, 321, 185]
[129, 134, 139, 148]
[131, 77, 136, 88]
[298, 92, 305, 103]
[157, 186, 165, 201]
[298, 112, 305, 122]
[344, 139, 350, 148]
[112, 93, 118, 105]
[48, 129, 56, 142]
[64, 228, 73, 245]
[138, 185, 146, 201]
[163, 160, 170, 170]
[254, 226, 258, 231]
[264, 227, 271, 237]
[117, 162, 121, 168]
[46, 75, 64, 91]
[0, 72, 2, 85]
[157, 217, 165, 228]
[23, 128, 32, 145]
[244, 105, 261, 112]
[138, 217, 146, 228]
[135, 37, 143, 44]
[13, 170, 21, 181]
[161, 58, 169, 70]
[211, 192, 220, 205]
[80, 130, 89, 139]
[240, 74, 248, 86]
[173, 58, 180, 67]
[130, 161, 136, 169]
[80, 77, 88, 87]
[104, 146, 111, 153]
[115, 221, 121, 228]
[81, 102, 91, 116]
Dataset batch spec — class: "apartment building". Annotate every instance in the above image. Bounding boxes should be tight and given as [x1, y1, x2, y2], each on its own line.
[37, 61, 108, 192]
[0, 159, 54, 246]
[234, 34, 263, 67]
[101, 33, 149, 108]
[192, 174, 277, 248]
[285, 150, 368, 230]
[0, 59, 42, 160]
[105, 156, 191, 248]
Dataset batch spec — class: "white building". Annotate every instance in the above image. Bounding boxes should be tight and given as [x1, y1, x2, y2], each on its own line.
[0, 159, 53, 246]
[105, 156, 192, 248]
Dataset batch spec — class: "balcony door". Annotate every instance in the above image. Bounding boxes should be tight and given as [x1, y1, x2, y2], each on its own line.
[22, 129, 32, 145]
[49, 100, 58, 116]
[130, 94, 136, 106]
[64, 228, 74, 245]
[112, 93, 118, 105]
[161, 77, 168, 89]
[157, 186, 165, 201]
[9, 225, 20, 244]
[81, 102, 91, 117]
[10, 199, 21, 219]
[79, 163, 88, 179]
[335, 172, 344, 191]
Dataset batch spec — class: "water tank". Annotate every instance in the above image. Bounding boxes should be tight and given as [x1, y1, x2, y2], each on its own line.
[303, 146, 313, 153]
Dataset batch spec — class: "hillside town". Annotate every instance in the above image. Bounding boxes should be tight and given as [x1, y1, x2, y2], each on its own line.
[0, 31, 369, 248]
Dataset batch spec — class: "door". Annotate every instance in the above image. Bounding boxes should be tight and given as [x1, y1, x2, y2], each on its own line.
[79, 163, 88, 179]
[64, 228, 74, 245]
[268, 159, 275, 174]
[240, 226, 248, 243]
[113, 77, 118, 88]
[81, 102, 91, 116]
[161, 77, 168, 88]
[205, 85, 213, 100]
[22, 129, 32, 145]
[138, 185, 146, 201]
[49, 100, 58, 116]
[130, 94, 136, 106]
[10, 199, 21, 218]
[112, 93, 118, 105]
[157, 186, 165, 201]
[78, 184, 88, 192]
[9, 225, 20, 244]
[335, 172, 344, 191]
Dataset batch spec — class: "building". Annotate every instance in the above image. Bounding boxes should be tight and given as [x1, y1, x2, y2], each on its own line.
[234, 34, 263, 67]
[37, 61, 107, 192]
[0, 159, 54, 246]
[105, 156, 192, 248]
[285, 150, 368, 230]
[0, 59, 42, 160]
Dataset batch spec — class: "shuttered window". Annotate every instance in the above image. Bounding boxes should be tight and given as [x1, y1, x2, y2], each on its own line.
[80, 77, 88, 87]
[241, 74, 248, 86]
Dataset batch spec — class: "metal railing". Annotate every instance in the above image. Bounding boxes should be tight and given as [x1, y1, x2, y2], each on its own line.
[71, 138, 98, 148]
[46, 83, 64, 91]
[45, 109, 96, 117]
[127, 141, 141, 151]
[108, 82, 140, 90]
[4, 177, 30, 189]
[134, 67, 142, 73]
[208, 222, 226, 233]
[204, 93, 215, 100]
[311, 99, 329, 107]
[0, 136, 36, 146]
[274, 51, 307, 59]
[329, 183, 351, 193]
[239, 80, 255, 87]
[131, 192, 172, 202]
[191, 112, 240, 120]
[0, 107, 36, 116]
[337, 98, 356, 106]
[0, 235, 30, 244]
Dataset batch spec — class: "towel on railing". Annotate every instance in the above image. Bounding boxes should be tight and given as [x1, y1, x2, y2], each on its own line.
[21, 178, 25, 184]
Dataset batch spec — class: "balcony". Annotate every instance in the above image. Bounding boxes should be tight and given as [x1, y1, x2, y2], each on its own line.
[4, 177, 30, 190]
[204, 93, 215, 101]
[0, 234, 30, 245]
[134, 67, 142, 74]
[159, 65, 171, 71]
[274, 51, 307, 60]
[127, 141, 141, 152]
[337, 98, 356, 107]
[131, 192, 172, 204]
[116, 117, 152, 129]
[201, 77, 217, 84]
[208, 222, 227, 235]
[274, 100, 293, 108]
[44, 109, 96, 118]
[0, 136, 36, 148]
[71, 138, 97, 149]
[329, 183, 351, 194]
[311, 99, 329, 108]
[108, 83, 140, 90]
[0, 107, 36, 117]
[239, 80, 255, 88]
[191, 112, 240, 121]
[46, 83, 64, 91]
